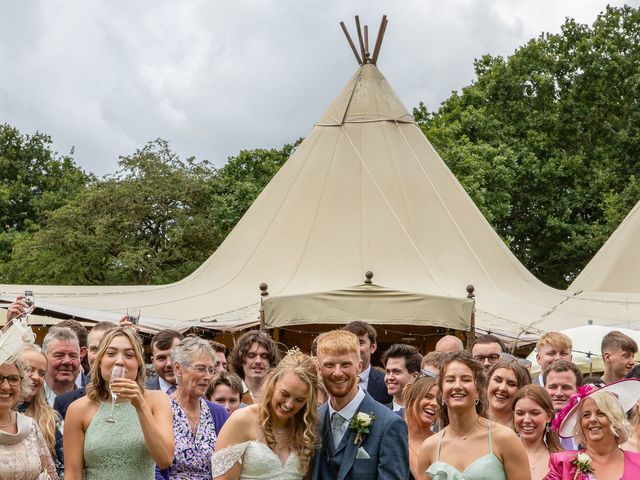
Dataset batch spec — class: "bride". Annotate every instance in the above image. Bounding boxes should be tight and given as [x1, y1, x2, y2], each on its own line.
[211, 350, 318, 480]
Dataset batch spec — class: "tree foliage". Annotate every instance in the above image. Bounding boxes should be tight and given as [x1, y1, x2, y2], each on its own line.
[415, 5, 640, 287]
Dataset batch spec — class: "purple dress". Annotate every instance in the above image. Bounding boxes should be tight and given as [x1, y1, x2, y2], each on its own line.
[160, 397, 223, 480]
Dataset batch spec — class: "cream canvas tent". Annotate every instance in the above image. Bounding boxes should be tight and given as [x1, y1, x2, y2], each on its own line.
[570, 199, 640, 293]
[2, 17, 640, 339]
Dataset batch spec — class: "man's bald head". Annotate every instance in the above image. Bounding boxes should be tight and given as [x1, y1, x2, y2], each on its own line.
[435, 335, 464, 354]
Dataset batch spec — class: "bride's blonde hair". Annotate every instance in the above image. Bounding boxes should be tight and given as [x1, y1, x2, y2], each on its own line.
[258, 351, 318, 473]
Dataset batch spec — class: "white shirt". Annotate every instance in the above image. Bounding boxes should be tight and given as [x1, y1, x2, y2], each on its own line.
[159, 376, 175, 394]
[359, 365, 371, 391]
[392, 401, 403, 412]
[328, 387, 366, 439]
[44, 383, 57, 406]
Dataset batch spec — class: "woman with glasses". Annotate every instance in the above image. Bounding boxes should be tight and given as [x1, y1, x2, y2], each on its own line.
[157, 337, 229, 480]
[0, 356, 58, 479]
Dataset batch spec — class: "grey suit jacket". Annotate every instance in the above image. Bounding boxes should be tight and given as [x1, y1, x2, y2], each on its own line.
[145, 376, 160, 390]
[312, 391, 409, 480]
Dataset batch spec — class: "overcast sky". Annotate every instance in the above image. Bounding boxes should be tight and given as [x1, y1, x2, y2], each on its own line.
[1, 1, 638, 176]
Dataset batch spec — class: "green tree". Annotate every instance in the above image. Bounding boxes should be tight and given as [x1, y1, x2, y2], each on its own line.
[2, 139, 220, 285]
[415, 5, 640, 287]
[0, 124, 90, 262]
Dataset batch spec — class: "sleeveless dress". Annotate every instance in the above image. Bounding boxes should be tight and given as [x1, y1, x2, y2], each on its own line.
[84, 401, 155, 479]
[211, 440, 304, 480]
[426, 422, 506, 480]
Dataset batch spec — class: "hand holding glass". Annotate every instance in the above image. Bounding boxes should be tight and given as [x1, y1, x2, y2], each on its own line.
[23, 290, 35, 318]
[127, 308, 141, 326]
[106, 366, 126, 423]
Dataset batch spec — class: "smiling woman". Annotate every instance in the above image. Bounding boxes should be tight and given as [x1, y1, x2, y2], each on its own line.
[486, 360, 532, 429]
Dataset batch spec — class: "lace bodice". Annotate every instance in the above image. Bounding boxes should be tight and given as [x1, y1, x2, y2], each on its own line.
[211, 440, 303, 480]
[83, 401, 154, 479]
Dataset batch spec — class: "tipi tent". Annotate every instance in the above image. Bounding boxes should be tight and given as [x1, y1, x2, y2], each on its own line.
[570, 199, 640, 293]
[2, 17, 640, 339]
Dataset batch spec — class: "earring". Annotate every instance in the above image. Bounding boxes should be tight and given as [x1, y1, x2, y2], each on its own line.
[543, 423, 550, 448]
[474, 397, 479, 406]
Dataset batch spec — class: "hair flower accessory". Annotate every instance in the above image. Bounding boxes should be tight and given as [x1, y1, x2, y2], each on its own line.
[551, 384, 595, 432]
[349, 411, 376, 444]
[285, 346, 302, 357]
[572, 452, 593, 480]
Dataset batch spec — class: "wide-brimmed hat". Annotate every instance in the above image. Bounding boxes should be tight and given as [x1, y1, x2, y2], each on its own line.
[553, 378, 640, 438]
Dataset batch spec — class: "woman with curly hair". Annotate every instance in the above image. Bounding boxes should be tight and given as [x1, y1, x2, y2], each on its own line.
[211, 351, 318, 480]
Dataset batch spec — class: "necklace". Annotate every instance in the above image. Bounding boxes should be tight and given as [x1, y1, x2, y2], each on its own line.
[447, 423, 478, 440]
[528, 447, 547, 471]
[0, 411, 14, 428]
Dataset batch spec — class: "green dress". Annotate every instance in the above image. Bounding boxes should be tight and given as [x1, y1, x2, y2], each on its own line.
[83, 401, 155, 479]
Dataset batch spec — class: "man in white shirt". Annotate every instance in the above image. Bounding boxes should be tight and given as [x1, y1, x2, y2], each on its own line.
[42, 327, 81, 406]
[382, 343, 422, 415]
[145, 329, 184, 393]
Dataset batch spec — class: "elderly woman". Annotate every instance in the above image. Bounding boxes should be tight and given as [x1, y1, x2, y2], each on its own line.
[547, 379, 640, 479]
[486, 359, 531, 429]
[0, 356, 59, 479]
[157, 337, 229, 480]
[404, 376, 439, 480]
[64, 327, 174, 480]
[17, 344, 64, 476]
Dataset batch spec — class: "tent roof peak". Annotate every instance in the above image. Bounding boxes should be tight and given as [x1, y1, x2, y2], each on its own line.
[340, 15, 388, 66]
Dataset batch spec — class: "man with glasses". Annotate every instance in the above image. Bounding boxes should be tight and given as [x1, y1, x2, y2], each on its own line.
[471, 334, 506, 374]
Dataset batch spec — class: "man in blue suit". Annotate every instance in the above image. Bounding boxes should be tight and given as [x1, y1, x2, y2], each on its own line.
[312, 330, 409, 480]
[342, 321, 392, 405]
[145, 329, 184, 393]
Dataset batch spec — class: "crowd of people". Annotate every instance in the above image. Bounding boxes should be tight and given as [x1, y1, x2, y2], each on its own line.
[3, 296, 640, 479]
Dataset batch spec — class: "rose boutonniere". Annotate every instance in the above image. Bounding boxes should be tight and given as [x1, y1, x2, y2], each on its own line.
[349, 411, 376, 444]
[572, 452, 593, 480]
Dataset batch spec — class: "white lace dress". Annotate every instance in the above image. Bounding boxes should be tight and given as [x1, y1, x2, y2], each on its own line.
[211, 440, 303, 480]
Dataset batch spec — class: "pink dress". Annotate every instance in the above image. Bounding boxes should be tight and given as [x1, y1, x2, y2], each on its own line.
[546, 450, 640, 479]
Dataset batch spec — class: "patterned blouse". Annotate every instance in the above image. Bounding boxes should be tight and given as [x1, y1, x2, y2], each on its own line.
[163, 397, 218, 480]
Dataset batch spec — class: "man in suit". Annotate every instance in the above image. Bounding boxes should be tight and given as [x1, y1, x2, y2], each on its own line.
[145, 329, 184, 393]
[342, 321, 392, 405]
[313, 330, 409, 480]
[382, 344, 421, 416]
[54, 321, 117, 418]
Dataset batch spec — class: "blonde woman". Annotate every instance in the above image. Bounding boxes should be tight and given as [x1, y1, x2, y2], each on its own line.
[63, 327, 174, 480]
[17, 344, 63, 475]
[211, 351, 318, 480]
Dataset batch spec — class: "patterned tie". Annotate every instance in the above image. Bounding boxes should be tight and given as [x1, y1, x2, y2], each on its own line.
[331, 413, 346, 448]
[166, 385, 177, 395]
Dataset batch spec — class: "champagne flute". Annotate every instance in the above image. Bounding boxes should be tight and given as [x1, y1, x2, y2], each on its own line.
[105, 365, 126, 423]
[23, 290, 35, 318]
[127, 308, 141, 326]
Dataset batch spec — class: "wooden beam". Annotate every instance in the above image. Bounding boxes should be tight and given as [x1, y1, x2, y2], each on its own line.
[340, 21, 363, 65]
[371, 15, 388, 65]
[364, 25, 369, 61]
[355, 16, 367, 65]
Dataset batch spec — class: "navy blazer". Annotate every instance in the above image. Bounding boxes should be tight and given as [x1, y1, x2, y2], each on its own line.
[52, 372, 91, 419]
[145, 375, 161, 390]
[312, 391, 409, 480]
[367, 367, 392, 405]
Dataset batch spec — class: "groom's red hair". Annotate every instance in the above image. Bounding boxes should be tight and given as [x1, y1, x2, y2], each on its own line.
[316, 330, 359, 357]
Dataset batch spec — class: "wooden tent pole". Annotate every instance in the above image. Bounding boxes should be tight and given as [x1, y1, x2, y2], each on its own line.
[355, 16, 367, 64]
[259, 282, 269, 333]
[364, 25, 369, 61]
[340, 21, 363, 65]
[371, 15, 388, 65]
[465, 285, 476, 350]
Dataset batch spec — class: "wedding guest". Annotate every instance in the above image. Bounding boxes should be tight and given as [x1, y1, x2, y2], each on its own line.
[534, 332, 572, 385]
[543, 360, 582, 412]
[417, 351, 530, 480]
[471, 334, 506, 374]
[404, 376, 439, 480]
[512, 385, 562, 480]
[486, 359, 531, 428]
[601, 331, 638, 384]
[56, 319, 90, 378]
[228, 331, 279, 405]
[64, 327, 174, 479]
[42, 327, 82, 405]
[420, 351, 445, 378]
[211, 341, 228, 372]
[212, 352, 318, 480]
[146, 330, 184, 394]
[207, 371, 243, 414]
[382, 343, 422, 415]
[434, 335, 463, 354]
[54, 321, 117, 419]
[312, 330, 409, 480]
[158, 337, 229, 480]
[548, 379, 640, 478]
[17, 344, 64, 476]
[0, 357, 59, 479]
[342, 321, 392, 404]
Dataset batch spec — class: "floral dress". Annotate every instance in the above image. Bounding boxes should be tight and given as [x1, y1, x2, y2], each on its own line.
[160, 397, 218, 480]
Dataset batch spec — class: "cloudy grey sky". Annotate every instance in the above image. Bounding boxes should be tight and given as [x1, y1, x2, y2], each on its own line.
[1, 1, 637, 176]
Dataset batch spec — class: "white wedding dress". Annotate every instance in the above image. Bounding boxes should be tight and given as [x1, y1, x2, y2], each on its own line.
[211, 440, 304, 480]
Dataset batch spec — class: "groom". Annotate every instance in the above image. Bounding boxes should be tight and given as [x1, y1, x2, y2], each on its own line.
[312, 330, 409, 480]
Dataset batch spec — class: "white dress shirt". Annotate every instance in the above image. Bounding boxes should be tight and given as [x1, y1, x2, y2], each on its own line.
[358, 365, 371, 391]
[328, 387, 366, 441]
